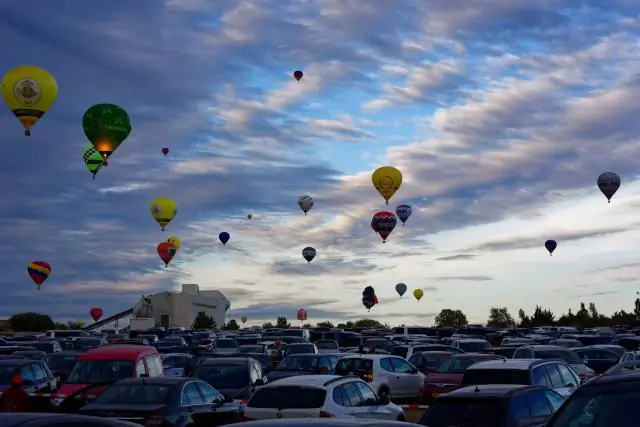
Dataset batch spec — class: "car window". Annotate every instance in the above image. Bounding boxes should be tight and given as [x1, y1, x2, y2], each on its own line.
[249, 363, 260, 382]
[527, 390, 552, 416]
[511, 394, 530, 419]
[20, 365, 35, 381]
[145, 355, 161, 377]
[162, 356, 178, 369]
[390, 358, 414, 373]
[596, 350, 619, 361]
[513, 349, 529, 358]
[556, 364, 578, 387]
[420, 397, 506, 426]
[332, 386, 346, 406]
[543, 389, 565, 411]
[182, 382, 205, 405]
[354, 381, 378, 405]
[196, 381, 223, 402]
[544, 364, 564, 388]
[380, 358, 394, 372]
[342, 381, 363, 407]
[620, 353, 631, 362]
[317, 357, 335, 371]
[31, 363, 46, 380]
[334, 358, 373, 376]
[532, 366, 551, 387]
[135, 360, 146, 377]
[408, 354, 421, 366]
[95, 384, 174, 405]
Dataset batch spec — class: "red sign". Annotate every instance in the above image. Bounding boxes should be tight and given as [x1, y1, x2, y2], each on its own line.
[296, 308, 308, 321]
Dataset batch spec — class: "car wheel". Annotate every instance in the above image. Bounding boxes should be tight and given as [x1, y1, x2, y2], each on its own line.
[397, 414, 406, 421]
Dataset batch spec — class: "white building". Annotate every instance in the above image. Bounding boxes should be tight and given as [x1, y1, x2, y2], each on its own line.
[132, 284, 230, 329]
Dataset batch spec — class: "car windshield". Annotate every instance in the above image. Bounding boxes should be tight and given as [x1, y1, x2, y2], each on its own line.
[215, 340, 237, 349]
[423, 354, 452, 368]
[47, 355, 79, 371]
[74, 339, 102, 349]
[419, 397, 506, 427]
[458, 341, 490, 353]
[94, 384, 175, 405]
[392, 347, 409, 358]
[316, 341, 339, 350]
[66, 360, 134, 384]
[237, 345, 263, 354]
[534, 349, 581, 364]
[549, 384, 640, 427]
[248, 386, 327, 409]
[0, 366, 19, 384]
[191, 364, 248, 389]
[435, 357, 493, 374]
[461, 369, 530, 386]
[277, 356, 319, 371]
[285, 345, 315, 355]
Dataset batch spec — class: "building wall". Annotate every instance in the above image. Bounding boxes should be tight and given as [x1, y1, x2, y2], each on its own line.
[144, 285, 229, 328]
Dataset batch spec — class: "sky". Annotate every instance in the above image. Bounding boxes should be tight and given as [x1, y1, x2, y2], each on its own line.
[1, 0, 640, 327]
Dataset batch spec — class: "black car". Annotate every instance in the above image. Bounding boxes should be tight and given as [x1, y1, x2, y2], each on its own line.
[13, 350, 47, 361]
[79, 377, 242, 426]
[0, 413, 140, 427]
[281, 343, 317, 356]
[267, 354, 339, 382]
[0, 346, 38, 355]
[73, 337, 106, 351]
[190, 357, 266, 401]
[46, 351, 82, 383]
[0, 359, 58, 394]
[573, 347, 620, 374]
[418, 384, 565, 427]
[545, 369, 640, 426]
[407, 351, 452, 375]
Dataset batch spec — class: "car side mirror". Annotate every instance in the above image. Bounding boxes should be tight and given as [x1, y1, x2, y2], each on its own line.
[566, 383, 575, 388]
[378, 394, 390, 405]
[212, 398, 222, 405]
[254, 378, 265, 386]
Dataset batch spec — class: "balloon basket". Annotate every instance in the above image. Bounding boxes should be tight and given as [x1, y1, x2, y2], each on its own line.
[24, 129, 30, 136]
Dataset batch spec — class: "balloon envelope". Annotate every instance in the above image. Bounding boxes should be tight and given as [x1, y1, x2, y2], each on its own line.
[362, 286, 378, 310]
[162, 148, 169, 156]
[298, 195, 314, 215]
[241, 316, 248, 324]
[157, 242, 177, 266]
[545, 239, 557, 255]
[597, 172, 621, 202]
[302, 247, 317, 263]
[293, 70, 303, 81]
[246, 213, 253, 220]
[219, 232, 230, 245]
[90, 307, 104, 322]
[82, 143, 105, 179]
[27, 261, 51, 290]
[413, 289, 424, 301]
[371, 211, 398, 243]
[395, 283, 407, 297]
[396, 204, 412, 225]
[167, 236, 181, 250]
[82, 103, 132, 161]
[372, 166, 403, 204]
[149, 197, 178, 230]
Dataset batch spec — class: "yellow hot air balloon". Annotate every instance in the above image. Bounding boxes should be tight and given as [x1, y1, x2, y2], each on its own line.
[413, 288, 424, 301]
[372, 166, 403, 204]
[149, 197, 178, 231]
[1, 66, 58, 136]
[167, 236, 181, 250]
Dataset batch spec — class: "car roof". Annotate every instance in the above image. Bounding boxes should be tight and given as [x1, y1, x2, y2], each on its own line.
[449, 353, 500, 359]
[114, 377, 188, 386]
[339, 354, 391, 360]
[416, 351, 453, 356]
[282, 354, 324, 358]
[467, 359, 544, 370]
[0, 359, 30, 366]
[200, 357, 250, 365]
[520, 345, 566, 350]
[79, 345, 156, 360]
[444, 384, 536, 398]
[454, 338, 487, 342]
[49, 351, 84, 357]
[260, 374, 345, 389]
[583, 369, 640, 385]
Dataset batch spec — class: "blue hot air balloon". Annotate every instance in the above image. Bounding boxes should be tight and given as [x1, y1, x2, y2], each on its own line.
[545, 239, 557, 256]
[219, 232, 230, 246]
[395, 204, 412, 226]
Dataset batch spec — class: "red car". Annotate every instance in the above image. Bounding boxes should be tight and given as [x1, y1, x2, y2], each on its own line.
[420, 353, 504, 402]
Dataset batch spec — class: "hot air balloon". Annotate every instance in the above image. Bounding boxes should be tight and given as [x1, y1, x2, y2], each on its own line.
[241, 316, 248, 324]
[298, 195, 314, 215]
[167, 236, 181, 250]
[597, 172, 621, 203]
[82, 103, 132, 164]
[396, 204, 412, 226]
[246, 213, 253, 220]
[82, 143, 105, 180]
[545, 239, 557, 256]
[413, 288, 424, 301]
[219, 232, 230, 246]
[395, 283, 407, 298]
[293, 70, 304, 82]
[370, 218, 378, 234]
[302, 247, 316, 263]
[149, 197, 177, 231]
[372, 166, 403, 205]
[27, 261, 51, 291]
[162, 148, 169, 156]
[157, 241, 177, 267]
[90, 307, 104, 322]
[371, 211, 398, 243]
[362, 286, 378, 311]
[1, 66, 58, 136]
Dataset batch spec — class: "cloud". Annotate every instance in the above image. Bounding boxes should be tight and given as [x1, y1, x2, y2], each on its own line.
[1, 0, 639, 325]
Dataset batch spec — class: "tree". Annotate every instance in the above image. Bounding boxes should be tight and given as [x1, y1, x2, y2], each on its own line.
[518, 308, 531, 328]
[275, 317, 290, 328]
[530, 306, 555, 327]
[225, 319, 240, 330]
[575, 302, 590, 327]
[66, 320, 85, 329]
[53, 322, 68, 330]
[302, 323, 313, 328]
[486, 307, 515, 328]
[192, 311, 216, 329]
[9, 312, 55, 332]
[261, 322, 274, 329]
[635, 295, 640, 320]
[434, 309, 468, 327]
[316, 321, 334, 328]
[354, 319, 382, 328]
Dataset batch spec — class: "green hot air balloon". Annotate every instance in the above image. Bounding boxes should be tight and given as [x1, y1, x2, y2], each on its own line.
[82, 103, 132, 165]
[82, 143, 105, 180]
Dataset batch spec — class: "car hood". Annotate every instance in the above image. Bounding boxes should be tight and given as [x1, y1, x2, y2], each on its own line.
[424, 372, 464, 384]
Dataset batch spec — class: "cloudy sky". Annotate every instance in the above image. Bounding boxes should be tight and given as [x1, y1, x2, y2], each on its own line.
[1, 0, 640, 327]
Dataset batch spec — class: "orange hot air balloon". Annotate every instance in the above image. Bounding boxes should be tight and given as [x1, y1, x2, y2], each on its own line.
[90, 307, 104, 322]
[157, 241, 177, 267]
[293, 70, 303, 82]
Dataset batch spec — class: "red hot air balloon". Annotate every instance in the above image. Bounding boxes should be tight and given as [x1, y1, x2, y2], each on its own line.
[90, 307, 104, 322]
[162, 148, 169, 156]
[293, 70, 303, 82]
[157, 241, 177, 267]
[371, 211, 398, 243]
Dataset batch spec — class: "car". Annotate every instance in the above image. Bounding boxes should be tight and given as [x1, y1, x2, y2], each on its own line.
[451, 338, 492, 353]
[513, 345, 596, 381]
[282, 343, 318, 356]
[0, 358, 58, 394]
[487, 347, 518, 358]
[23, 341, 63, 353]
[544, 369, 640, 426]
[13, 350, 47, 361]
[267, 354, 339, 382]
[390, 344, 452, 360]
[227, 420, 415, 427]
[407, 351, 453, 375]
[160, 352, 193, 377]
[417, 384, 565, 426]
[0, 413, 141, 426]
[136, 334, 159, 343]
[550, 339, 584, 349]
[238, 345, 267, 354]
[586, 344, 625, 357]
[72, 337, 106, 351]
[46, 351, 82, 384]
[573, 347, 620, 374]
[189, 356, 267, 402]
[0, 346, 38, 355]
[214, 338, 239, 354]
[315, 340, 340, 354]
[419, 353, 503, 402]
[243, 375, 406, 421]
[78, 377, 243, 425]
[333, 354, 424, 400]
[461, 359, 580, 397]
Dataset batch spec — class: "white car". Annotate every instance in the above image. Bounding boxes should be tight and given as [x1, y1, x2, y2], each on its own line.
[160, 353, 193, 377]
[334, 354, 424, 399]
[243, 375, 406, 421]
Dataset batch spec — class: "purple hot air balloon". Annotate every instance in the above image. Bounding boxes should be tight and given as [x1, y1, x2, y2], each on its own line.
[545, 239, 557, 256]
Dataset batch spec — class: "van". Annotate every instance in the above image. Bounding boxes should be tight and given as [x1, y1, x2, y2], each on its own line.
[54, 345, 164, 405]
